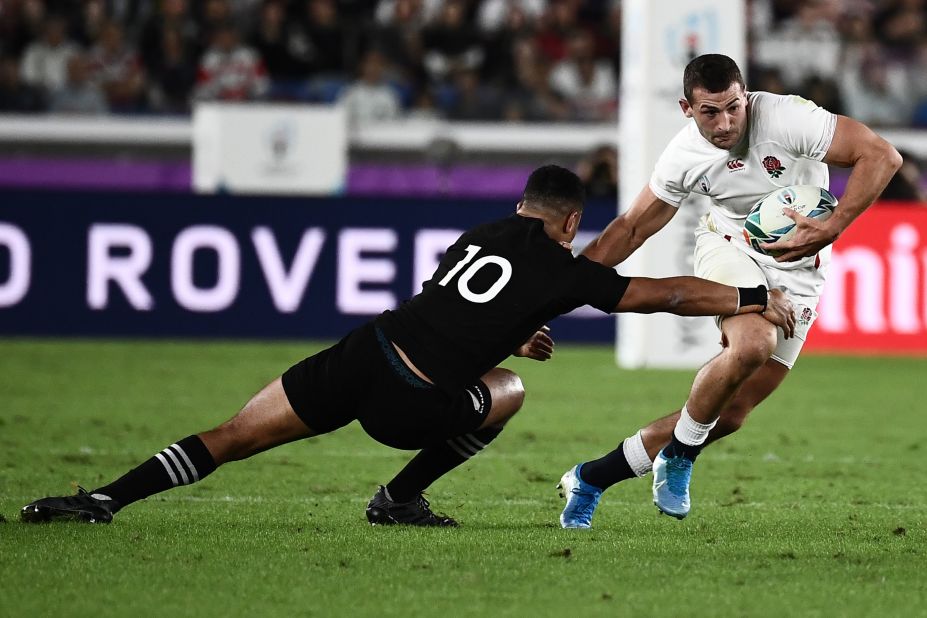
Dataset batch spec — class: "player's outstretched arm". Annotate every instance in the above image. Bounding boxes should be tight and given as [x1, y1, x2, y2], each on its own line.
[614, 277, 795, 337]
[762, 116, 902, 262]
[582, 186, 677, 267]
[513, 325, 555, 361]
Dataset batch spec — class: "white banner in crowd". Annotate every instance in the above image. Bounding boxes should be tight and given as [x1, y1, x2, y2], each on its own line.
[618, 0, 746, 369]
[193, 103, 347, 196]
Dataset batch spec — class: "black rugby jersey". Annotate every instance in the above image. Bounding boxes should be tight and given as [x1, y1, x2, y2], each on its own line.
[375, 214, 630, 392]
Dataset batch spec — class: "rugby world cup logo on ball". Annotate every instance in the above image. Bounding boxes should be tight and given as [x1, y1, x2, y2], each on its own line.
[742, 185, 838, 257]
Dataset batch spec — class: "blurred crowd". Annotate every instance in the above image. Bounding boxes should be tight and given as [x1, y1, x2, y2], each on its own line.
[0, 0, 925, 129]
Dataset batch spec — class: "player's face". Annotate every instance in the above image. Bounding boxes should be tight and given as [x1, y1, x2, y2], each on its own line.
[680, 83, 748, 150]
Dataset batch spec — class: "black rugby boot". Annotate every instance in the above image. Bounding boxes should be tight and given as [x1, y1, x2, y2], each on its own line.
[365, 485, 458, 527]
[21, 487, 118, 523]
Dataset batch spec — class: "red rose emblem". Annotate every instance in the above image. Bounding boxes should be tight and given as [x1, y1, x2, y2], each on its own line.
[762, 155, 785, 178]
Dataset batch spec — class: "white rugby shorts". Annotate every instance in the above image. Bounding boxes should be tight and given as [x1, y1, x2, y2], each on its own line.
[693, 215, 827, 368]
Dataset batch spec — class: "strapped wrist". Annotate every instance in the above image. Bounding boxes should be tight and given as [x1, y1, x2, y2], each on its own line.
[736, 285, 768, 312]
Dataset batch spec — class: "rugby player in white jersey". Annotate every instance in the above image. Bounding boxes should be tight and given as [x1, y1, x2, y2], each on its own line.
[559, 54, 902, 527]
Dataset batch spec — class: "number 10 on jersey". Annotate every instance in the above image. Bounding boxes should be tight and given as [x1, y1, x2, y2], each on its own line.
[438, 244, 512, 303]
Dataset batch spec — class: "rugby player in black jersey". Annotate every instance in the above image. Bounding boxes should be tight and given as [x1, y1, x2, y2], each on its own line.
[21, 165, 794, 527]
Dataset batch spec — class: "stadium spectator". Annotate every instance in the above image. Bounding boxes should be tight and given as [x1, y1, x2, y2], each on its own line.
[48, 53, 108, 115]
[907, 36, 927, 118]
[477, 0, 544, 33]
[444, 67, 504, 121]
[194, 23, 269, 101]
[534, 0, 580, 62]
[19, 14, 78, 93]
[0, 54, 46, 112]
[750, 66, 787, 95]
[753, 0, 842, 90]
[88, 21, 146, 112]
[338, 48, 401, 126]
[421, 0, 484, 84]
[839, 43, 912, 126]
[576, 144, 618, 199]
[72, 0, 107, 47]
[0, 0, 921, 136]
[197, 0, 236, 44]
[872, 0, 927, 59]
[250, 1, 313, 100]
[481, 1, 536, 88]
[799, 75, 843, 116]
[502, 35, 569, 122]
[366, 0, 427, 90]
[139, 0, 199, 77]
[406, 86, 440, 120]
[0, 0, 47, 57]
[548, 29, 617, 122]
[375, 0, 441, 26]
[303, 0, 349, 76]
[147, 26, 198, 113]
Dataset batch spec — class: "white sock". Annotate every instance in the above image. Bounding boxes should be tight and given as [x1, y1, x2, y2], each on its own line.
[672, 404, 718, 446]
[622, 430, 653, 477]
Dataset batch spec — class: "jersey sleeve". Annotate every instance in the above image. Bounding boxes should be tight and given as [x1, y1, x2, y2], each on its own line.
[770, 94, 836, 161]
[648, 140, 690, 207]
[569, 256, 631, 313]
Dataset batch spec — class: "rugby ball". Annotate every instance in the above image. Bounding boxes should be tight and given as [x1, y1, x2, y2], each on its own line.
[742, 185, 838, 257]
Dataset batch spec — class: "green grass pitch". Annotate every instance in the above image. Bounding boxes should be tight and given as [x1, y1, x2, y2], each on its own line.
[1, 339, 924, 617]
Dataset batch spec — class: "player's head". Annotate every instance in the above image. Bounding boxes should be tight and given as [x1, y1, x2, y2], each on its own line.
[517, 165, 585, 243]
[679, 54, 748, 150]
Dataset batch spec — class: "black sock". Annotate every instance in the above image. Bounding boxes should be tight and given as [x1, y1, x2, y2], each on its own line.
[578, 440, 635, 490]
[93, 435, 217, 510]
[386, 426, 504, 503]
[661, 435, 703, 462]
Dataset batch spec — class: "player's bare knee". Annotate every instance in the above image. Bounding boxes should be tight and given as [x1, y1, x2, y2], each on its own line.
[483, 368, 525, 426]
[729, 331, 776, 370]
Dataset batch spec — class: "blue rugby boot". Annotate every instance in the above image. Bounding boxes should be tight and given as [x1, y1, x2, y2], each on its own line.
[652, 451, 693, 519]
[557, 465, 603, 529]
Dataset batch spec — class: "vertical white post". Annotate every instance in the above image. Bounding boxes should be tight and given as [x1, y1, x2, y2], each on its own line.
[618, 0, 746, 368]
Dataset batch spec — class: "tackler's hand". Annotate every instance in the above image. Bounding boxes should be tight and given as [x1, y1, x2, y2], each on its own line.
[762, 289, 796, 339]
[760, 207, 838, 262]
[513, 325, 554, 361]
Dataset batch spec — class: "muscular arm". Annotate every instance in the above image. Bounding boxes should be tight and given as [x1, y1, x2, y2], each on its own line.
[763, 115, 903, 261]
[582, 185, 678, 267]
[615, 277, 795, 336]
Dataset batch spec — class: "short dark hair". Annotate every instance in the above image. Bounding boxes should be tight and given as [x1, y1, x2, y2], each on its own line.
[522, 165, 585, 214]
[683, 54, 745, 102]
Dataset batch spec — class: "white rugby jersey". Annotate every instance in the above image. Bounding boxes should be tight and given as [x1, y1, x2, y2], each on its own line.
[650, 91, 837, 269]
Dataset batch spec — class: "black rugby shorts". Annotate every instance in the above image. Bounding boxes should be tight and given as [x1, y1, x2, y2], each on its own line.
[281, 323, 493, 450]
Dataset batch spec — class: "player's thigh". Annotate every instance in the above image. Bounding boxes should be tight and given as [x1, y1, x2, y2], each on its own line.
[358, 376, 497, 449]
[761, 266, 823, 369]
[696, 231, 793, 358]
[281, 324, 376, 435]
[694, 230, 767, 289]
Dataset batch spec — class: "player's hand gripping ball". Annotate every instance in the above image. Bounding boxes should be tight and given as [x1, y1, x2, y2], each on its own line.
[743, 185, 838, 257]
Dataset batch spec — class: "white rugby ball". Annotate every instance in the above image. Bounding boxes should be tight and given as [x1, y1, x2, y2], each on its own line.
[742, 185, 838, 257]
